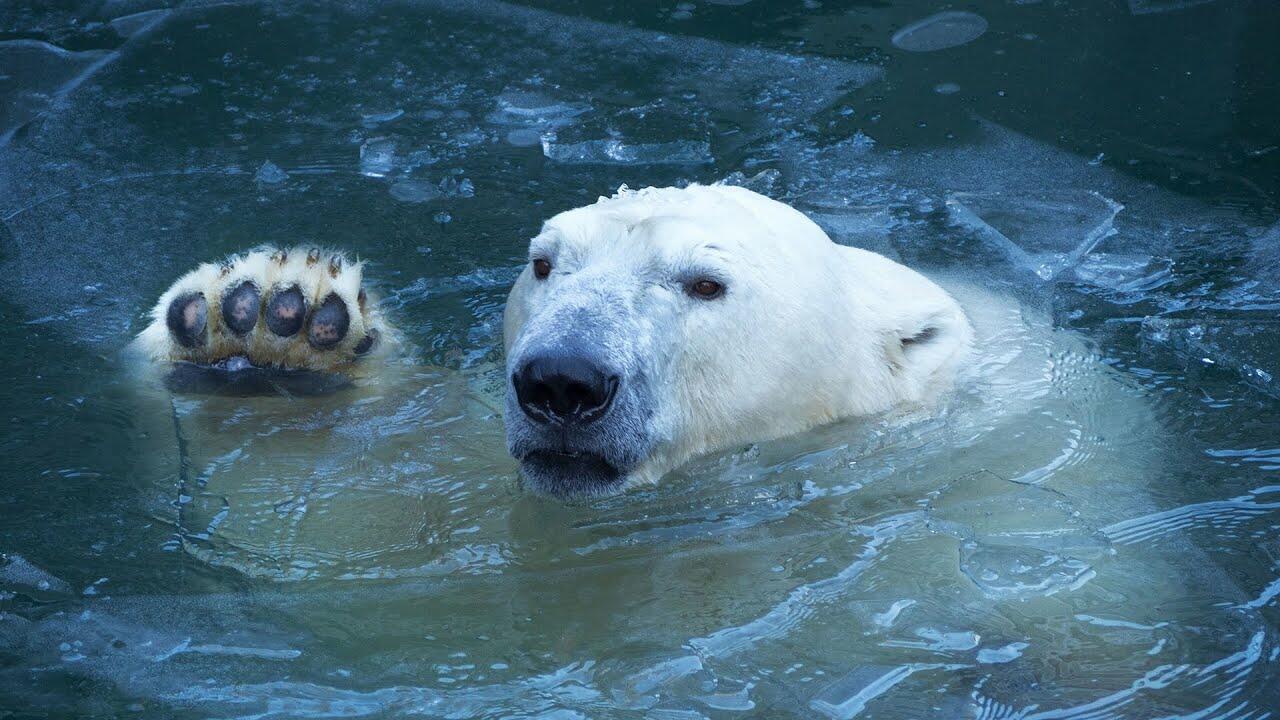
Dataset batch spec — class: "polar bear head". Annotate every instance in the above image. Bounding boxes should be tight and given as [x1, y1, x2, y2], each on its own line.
[503, 185, 972, 497]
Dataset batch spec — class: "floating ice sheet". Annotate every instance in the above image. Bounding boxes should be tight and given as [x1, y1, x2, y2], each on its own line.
[486, 89, 590, 129]
[891, 11, 988, 52]
[946, 189, 1123, 280]
[541, 96, 714, 166]
[108, 9, 171, 38]
[0, 552, 71, 595]
[1141, 316, 1280, 398]
[1072, 252, 1174, 295]
[0, 40, 117, 144]
[541, 136, 712, 166]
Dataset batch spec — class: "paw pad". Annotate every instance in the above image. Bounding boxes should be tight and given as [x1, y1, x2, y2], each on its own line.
[220, 281, 260, 336]
[308, 293, 350, 349]
[139, 246, 390, 373]
[265, 285, 306, 337]
[166, 292, 208, 348]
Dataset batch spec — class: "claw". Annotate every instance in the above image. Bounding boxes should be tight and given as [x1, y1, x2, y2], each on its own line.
[354, 328, 379, 355]
[306, 248, 321, 266]
[328, 255, 342, 278]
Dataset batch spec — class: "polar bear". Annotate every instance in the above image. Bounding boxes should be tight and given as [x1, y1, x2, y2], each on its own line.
[112, 187, 1264, 714]
[135, 185, 973, 499]
[502, 184, 973, 496]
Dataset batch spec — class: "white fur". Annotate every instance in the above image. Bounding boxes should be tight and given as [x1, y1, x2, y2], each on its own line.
[504, 184, 973, 488]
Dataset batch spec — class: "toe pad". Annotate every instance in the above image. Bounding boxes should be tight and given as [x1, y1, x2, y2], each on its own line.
[308, 293, 350, 349]
[221, 281, 261, 336]
[266, 285, 307, 337]
[166, 292, 208, 348]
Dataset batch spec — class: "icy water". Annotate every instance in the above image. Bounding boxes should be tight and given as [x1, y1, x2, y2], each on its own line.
[3, 1, 1280, 717]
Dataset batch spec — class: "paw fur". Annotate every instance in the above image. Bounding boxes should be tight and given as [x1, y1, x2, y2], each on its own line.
[136, 247, 389, 372]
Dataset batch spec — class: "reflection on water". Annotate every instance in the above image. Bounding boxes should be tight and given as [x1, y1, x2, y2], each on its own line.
[2, 0, 1279, 717]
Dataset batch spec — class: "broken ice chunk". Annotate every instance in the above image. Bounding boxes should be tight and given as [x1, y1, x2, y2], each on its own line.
[541, 136, 712, 165]
[505, 128, 543, 147]
[946, 190, 1123, 280]
[977, 642, 1028, 664]
[1141, 316, 1280, 398]
[880, 627, 980, 652]
[388, 180, 440, 204]
[718, 169, 781, 195]
[438, 175, 475, 198]
[694, 683, 755, 712]
[617, 654, 703, 704]
[387, 175, 474, 204]
[542, 96, 713, 166]
[358, 136, 397, 177]
[254, 160, 288, 185]
[0, 552, 71, 595]
[487, 89, 590, 129]
[360, 109, 404, 128]
[891, 11, 988, 52]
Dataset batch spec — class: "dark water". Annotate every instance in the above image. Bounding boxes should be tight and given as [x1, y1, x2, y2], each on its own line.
[2, 1, 1279, 717]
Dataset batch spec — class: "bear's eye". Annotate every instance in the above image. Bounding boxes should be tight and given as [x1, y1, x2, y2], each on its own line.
[688, 279, 724, 300]
[532, 258, 552, 280]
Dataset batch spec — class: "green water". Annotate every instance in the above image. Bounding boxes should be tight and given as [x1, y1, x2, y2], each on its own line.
[2, 1, 1279, 717]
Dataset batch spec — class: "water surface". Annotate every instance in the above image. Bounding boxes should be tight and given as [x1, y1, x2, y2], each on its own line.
[2, 1, 1279, 716]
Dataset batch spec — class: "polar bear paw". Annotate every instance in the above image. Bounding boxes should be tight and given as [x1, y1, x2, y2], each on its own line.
[136, 247, 388, 377]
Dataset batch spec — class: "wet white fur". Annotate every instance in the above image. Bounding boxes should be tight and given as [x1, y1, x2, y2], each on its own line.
[504, 184, 974, 487]
[133, 246, 390, 372]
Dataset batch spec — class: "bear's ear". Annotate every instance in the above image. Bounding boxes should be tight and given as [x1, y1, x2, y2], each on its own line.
[884, 307, 968, 378]
[884, 326, 933, 374]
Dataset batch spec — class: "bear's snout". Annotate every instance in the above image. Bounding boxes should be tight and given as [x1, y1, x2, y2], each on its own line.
[513, 352, 619, 426]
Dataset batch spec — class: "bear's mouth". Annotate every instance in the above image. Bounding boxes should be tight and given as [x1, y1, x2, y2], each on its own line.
[519, 449, 624, 498]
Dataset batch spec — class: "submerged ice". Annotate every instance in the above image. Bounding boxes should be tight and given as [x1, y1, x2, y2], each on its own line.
[946, 190, 1124, 280]
[891, 11, 989, 52]
[0, 39, 117, 144]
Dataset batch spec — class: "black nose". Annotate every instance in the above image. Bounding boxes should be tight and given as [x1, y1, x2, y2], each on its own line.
[514, 354, 618, 425]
